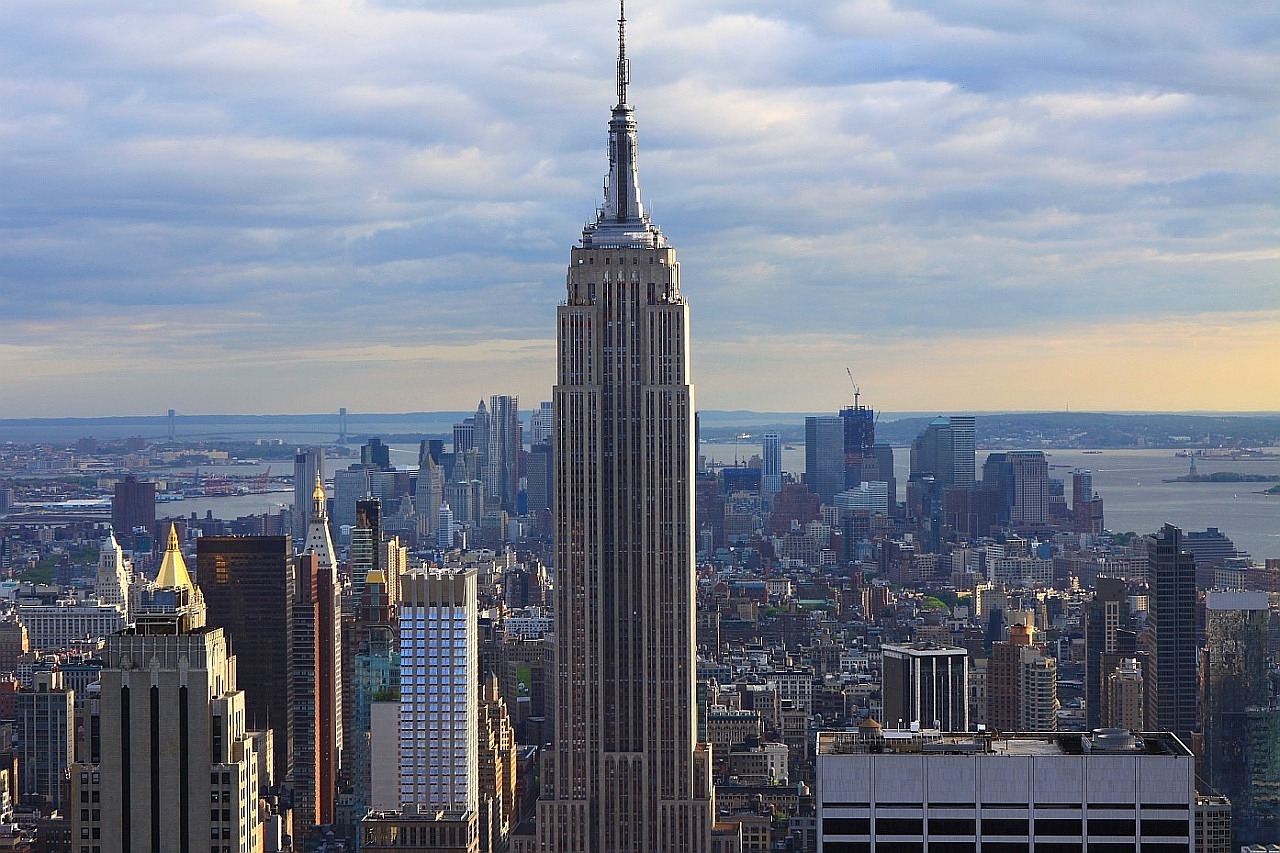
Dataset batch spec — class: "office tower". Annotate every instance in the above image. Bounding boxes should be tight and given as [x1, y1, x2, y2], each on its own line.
[75, 532, 270, 853]
[840, 402, 876, 489]
[295, 478, 343, 830]
[111, 475, 156, 551]
[1072, 468, 1106, 535]
[417, 442, 445, 536]
[293, 552, 340, 832]
[880, 643, 969, 731]
[438, 503, 456, 548]
[196, 535, 295, 784]
[333, 465, 371, 531]
[816, 729, 1196, 852]
[525, 441, 553, 515]
[15, 670, 73, 808]
[453, 418, 476, 455]
[869, 442, 896, 514]
[531, 401, 554, 445]
[761, 433, 782, 497]
[1084, 576, 1136, 730]
[910, 415, 975, 490]
[0, 487, 12, 515]
[1146, 523, 1198, 745]
[473, 400, 490, 466]
[988, 623, 1058, 732]
[949, 415, 976, 486]
[805, 416, 845, 503]
[95, 529, 132, 620]
[1202, 590, 1279, 845]
[485, 394, 521, 512]
[538, 8, 715, 850]
[1008, 450, 1049, 526]
[478, 673, 518, 853]
[361, 437, 392, 471]
[293, 447, 325, 542]
[351, 498, 381, 580]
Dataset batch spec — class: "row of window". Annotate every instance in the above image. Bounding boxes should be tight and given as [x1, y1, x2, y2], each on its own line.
[824, 815, 1189, 837]
[824, 844, 1190, 853]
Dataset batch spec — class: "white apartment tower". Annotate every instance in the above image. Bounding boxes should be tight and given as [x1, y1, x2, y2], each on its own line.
[398, 569, 479, 812]
[537, 6, 715, 851]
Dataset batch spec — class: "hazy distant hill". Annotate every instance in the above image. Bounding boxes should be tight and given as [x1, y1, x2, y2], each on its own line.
[3, 410, 1279, 450]
[697, 411, 1280, 450]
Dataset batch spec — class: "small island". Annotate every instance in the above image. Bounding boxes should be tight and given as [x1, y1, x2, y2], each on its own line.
[1165, 471, 1280, 483]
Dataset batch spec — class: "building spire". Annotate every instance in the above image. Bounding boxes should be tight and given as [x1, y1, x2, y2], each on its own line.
[583, 0, 666, 249]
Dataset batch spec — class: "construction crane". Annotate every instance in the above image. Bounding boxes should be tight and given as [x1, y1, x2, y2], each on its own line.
[846, 367, 861, 409]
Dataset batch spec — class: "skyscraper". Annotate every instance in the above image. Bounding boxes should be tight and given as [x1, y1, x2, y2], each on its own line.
[360, 569, 481, 853]
[1146, 523, 1198, 745]
[111, 475, 155, 551]
[485, 394, 521, 512]
[761, 433, 782, 497]
[910, 415, 976, 490]
[293, 447, 325, 541]
[295, 478, 343, 830]
[196, 534, 295, 785]
[1084, 576, 1136, 730]
[1201, 590, 1279, 845]
[74, 525, 270, 853]
[880, 642, 968, 731]
[804, 415, 845, 504]
[537, 7, 714, 849]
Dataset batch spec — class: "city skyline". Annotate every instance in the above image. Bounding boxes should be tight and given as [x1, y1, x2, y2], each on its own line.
[3, 0, 1279, 416]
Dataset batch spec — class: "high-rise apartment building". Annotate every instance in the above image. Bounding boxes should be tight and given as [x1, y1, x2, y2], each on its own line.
[1202, 590, 1280, 845]
[293, 447, 325, 541]
[359, 569, 482, 851]
[1145, 523, 1198, 746]
[537, 8, 715, 849]
[880, 643, 969, 732]
[988, 623, 1058, 732]
[15, 670, 73, 809]
[196, 534, 295, 784]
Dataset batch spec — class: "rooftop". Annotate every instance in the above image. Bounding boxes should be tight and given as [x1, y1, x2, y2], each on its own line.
[817, 729, 1192, 758]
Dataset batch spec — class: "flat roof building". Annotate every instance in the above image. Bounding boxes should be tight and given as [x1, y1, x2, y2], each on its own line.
[816, 727, 1195, 852]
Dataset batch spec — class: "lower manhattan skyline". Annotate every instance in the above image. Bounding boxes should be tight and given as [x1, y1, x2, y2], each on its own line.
[2, 0, 1279, 416]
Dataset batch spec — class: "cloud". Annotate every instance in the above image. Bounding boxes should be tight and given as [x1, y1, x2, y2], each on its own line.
[0, 0, 1277, 415]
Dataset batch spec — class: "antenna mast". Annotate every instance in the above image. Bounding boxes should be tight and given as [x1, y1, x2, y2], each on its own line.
[616, 0, 630, 106]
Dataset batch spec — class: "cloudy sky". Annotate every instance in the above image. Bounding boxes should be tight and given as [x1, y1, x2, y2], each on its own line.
[3, 0, 1278, 417]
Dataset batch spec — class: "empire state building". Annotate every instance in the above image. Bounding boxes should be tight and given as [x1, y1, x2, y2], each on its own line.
[536, 5, 715, 851]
